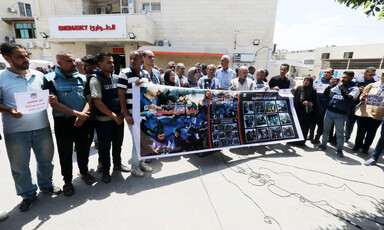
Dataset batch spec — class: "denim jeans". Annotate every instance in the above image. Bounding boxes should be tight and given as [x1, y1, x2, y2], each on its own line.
[321, 110, 347, 150]
[371, 119, 384, 161]
[4, 127, 54, 199]
[96, 120, 124, 171]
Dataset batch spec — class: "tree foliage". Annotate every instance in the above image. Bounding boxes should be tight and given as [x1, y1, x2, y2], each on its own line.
[336, 0, 384, 20]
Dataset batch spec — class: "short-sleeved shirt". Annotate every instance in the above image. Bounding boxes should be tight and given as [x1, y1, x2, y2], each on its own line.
[117, 67, 150, 114]
[198, 76, 216, 89]
[89, 74, 115, 121]
[215, 68, 236, 90]
[0, 68, 50, 133]
[254, 80, 270, 90]
[268, 75, 291, 89]
[43, 67, 87, 118]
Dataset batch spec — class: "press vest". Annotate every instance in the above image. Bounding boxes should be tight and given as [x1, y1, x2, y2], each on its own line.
[327, 82, 357, 113]
[95, 72, 121, 117]
[44, 67, 87, 118]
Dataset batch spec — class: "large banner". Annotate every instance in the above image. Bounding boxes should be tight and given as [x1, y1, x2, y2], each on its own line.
[132, 83, 303, 160]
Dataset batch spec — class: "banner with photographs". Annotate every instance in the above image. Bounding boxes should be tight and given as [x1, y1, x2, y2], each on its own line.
[366, 94, 384, 107]
[132, 83, 304, 160]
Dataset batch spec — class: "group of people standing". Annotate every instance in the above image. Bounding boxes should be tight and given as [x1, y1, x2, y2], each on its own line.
[0, 41, 383, 219]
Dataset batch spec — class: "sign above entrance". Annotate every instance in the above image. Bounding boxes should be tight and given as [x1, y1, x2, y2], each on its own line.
[48, 16, 127, 39]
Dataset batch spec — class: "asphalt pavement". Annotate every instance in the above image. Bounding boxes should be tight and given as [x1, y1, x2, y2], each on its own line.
[0, 109, 384, 230]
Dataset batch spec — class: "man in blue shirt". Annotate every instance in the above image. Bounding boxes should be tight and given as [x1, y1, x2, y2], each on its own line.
[44, 51, 95, 196]
[0, 43, 61, 212]
[141, 50, 162, 85]
[198, 64, 216, 89]
[215, 55, 236, 90]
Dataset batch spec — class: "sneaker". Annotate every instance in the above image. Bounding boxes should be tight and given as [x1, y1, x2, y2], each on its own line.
[317, 145, 326, 151]
[0, 211, 7, 221]
[19, 196, 36, 212]
[336, 150, 344, 158]
[102, 171, 111, 183]
[113, 164, 130, 173]
[131, 166, 144, 177]
[364, 158, 377, 166]
[40, 186, 62, 195]
[81, 173, 96, 185]
[140, 162, 153, 172]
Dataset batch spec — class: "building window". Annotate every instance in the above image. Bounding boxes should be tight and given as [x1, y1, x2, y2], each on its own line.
[304, 59, 314, 65]
[343, 52, 353, 59]
[321, 53, 330, 59]
[348, 59, 381, 69]
[142, 2, 161, 12]
[18, 2, 32, 17]
[14, 22, 36, 39]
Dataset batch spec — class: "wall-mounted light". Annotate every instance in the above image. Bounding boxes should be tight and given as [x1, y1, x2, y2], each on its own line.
[128, 32, 136, 39]
[40, 32, 49, 38]
[253, 39, 260, 46]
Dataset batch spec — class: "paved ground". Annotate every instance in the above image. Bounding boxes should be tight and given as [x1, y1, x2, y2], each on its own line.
[0, 110, 384, 230]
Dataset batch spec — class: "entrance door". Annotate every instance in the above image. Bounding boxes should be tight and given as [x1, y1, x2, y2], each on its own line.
[112, 54, 126, 75]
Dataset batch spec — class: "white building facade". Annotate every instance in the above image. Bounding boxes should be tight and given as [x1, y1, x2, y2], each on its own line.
[1, 0, 278, 72]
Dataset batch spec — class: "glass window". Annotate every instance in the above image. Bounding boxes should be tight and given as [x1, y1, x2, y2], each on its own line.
[18, 2, 26, 17]
[321, 53, 330, 59]
[14, 22, 36, 39]
[343, 52, 353, 59]
[151, 2, 161, 11]
[25, 4, 32, 17]
[142, 3, 150, 11]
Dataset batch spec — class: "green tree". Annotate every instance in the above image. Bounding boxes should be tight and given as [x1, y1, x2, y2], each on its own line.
[336, 0, 384, 20]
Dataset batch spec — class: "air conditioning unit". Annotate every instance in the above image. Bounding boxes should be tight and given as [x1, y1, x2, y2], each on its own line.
[4, 36, 15, 43]
[42, 42, 50, 49]
[155, 40, 171, 47]
[7, 7, 17, 13]
[26, 42, 35, 48]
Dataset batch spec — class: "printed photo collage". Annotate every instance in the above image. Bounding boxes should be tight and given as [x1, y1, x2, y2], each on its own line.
[243, 100, 296, 143]
[209, 94, 241, 148]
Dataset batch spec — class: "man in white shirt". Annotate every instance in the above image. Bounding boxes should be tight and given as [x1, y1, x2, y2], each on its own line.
[215, 55, 236, 90]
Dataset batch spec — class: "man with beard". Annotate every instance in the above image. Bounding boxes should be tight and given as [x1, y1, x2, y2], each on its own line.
[0, 43, 61, 211]
[317, 71, 359, 157]
[44, 51, 94, 196]
[90, 52, 130, 183]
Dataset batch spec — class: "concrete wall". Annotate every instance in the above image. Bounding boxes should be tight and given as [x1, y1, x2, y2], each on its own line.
[313, 43, 384, 76]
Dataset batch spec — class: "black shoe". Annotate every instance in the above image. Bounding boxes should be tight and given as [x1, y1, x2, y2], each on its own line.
[81, 173, 96, 185]
[102, 172, 111, 183]
[311, 139, 320, 144]
[361, 149, 369, 155]
[113, 164, 130, 173]
[317, 145, 326, 151]
[19, 196, 36, 212]
[351, 146, 360, 152]
[40, 186, 62, 195]
[337, 150, 344, 158]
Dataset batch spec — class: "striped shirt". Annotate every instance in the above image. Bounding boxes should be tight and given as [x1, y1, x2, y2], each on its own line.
[117, 67, 150, 114]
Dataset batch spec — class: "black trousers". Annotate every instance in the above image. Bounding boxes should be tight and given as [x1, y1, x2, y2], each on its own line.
[354, 116, 382, 152]
[54, 117, 90, 183]
[96, 120, 124, 171]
